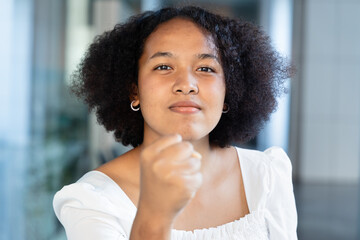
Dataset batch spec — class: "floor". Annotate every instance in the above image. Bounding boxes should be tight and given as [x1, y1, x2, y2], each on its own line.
[294, 183, 359, 240]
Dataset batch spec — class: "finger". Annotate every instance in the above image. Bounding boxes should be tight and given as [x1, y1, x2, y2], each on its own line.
[153, 144, 201, 176]
[172, 155, 202, 174]
[158, 141, 194, 162]
[166, 172, 203, 193]
[142, 134, 182, 160]
[154, 155, 201, 177]
[175, 151, 202, 174]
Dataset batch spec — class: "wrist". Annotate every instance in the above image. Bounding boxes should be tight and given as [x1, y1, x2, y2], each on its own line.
[131, 207, 173, 240]
[137, 198, 178, 221]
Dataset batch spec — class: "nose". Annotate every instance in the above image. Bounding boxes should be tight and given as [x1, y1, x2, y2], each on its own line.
[172, 71, 199, 95]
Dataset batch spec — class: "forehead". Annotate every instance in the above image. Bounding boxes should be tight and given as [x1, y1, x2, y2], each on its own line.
[143, 18, 218, 54]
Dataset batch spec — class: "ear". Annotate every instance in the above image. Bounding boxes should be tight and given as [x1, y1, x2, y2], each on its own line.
[130, 83, 140, 105]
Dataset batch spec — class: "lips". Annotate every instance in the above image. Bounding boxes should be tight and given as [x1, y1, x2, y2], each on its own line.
[169, 101, 201, 114]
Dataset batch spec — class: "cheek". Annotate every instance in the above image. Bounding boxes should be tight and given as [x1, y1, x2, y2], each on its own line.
[137, 76, 168, 112]
[219, 82, 226, 100]
[214, 84, 226, 114]
[207, 80, 226, 104]
[137, 75, 156, 101]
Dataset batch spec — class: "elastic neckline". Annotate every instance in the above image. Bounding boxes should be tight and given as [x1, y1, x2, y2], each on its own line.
[88, 146, 254, 233]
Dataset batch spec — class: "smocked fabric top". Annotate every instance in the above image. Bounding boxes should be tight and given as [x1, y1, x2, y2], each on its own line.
[53, 146, 298, 239]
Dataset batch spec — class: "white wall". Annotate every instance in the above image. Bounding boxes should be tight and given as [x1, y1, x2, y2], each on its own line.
[292, 0, 360, 183]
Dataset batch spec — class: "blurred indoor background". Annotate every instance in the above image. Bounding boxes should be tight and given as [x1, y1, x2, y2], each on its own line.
[0, 0, 359, 239]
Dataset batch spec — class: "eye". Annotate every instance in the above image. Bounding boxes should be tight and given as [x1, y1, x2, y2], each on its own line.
[154, 65, 172, 71]
[197, 66, 215, 73]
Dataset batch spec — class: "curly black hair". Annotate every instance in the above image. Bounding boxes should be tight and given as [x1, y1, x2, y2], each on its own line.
[71, 6, 292, 148]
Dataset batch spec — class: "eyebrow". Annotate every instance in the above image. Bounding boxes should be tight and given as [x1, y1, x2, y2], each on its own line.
[197, 53, 220, 63]
[149, 52, 174, 60]
[148, 52, 220, 63]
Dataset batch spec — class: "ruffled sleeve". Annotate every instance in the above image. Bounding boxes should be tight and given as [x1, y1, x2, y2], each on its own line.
[264, 147, 298, 240]
[53, 171, 136, 240]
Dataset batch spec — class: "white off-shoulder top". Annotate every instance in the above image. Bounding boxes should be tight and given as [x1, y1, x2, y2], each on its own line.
[53, 147, 298, 239]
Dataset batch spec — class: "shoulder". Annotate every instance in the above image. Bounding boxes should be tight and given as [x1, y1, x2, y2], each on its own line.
[53, 171, 136, 239]
[235, 146, 294, 208]
[236, 146, 294, 191]
[263, 147, 292, 173]
[53, 171, 136, 222]
[96, 147, 140, 186]
[235, 146, 297, 239]
[236, 146, 292, 178]
[53, 149, 140, 221]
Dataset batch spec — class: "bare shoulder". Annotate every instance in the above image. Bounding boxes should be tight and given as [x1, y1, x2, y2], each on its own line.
[96, 147, 141, 192]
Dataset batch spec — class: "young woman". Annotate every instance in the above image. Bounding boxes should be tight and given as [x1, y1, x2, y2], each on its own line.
[54, 6, 297, 240]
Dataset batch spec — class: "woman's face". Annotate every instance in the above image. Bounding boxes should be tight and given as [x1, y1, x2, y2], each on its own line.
[137, 18, 226, 142]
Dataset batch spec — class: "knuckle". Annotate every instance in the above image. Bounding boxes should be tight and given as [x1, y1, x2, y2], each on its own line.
[186, 160, 198, 171]
[189, 156, 201, 166]
[192, 173, 203, 187]
[192, 159, 201, 170]
[182, 141, 194, 151]
[170, 134, 182, 141]
[162, 134, 181, 146]
[184, 141, 193, 148]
